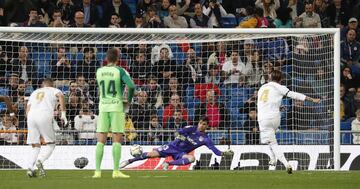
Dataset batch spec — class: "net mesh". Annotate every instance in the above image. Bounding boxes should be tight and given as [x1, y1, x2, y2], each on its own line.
[0, 30, 335, 170]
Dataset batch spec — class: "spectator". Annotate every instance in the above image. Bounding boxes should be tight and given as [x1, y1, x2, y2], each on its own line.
[166, 108, 187, 130]
[48, 9, 66, 27]
[205, 64, 221, 84]
[273, 7, 293, 28]
[241, 39, 257, 75]
[64, 81, 80, 104]
[74, 0, 99, 27]
[243, 108, 259, 144]
[108, 13, 121, 28]
[188, 48, 207, 83]
[36, 0, 56, 25]
[255, 6, 271, 28]
[255, 0, 280, 20]
[190, 3, 209, 28]
[0, 46, 9, 85]
[142, 75, 163, 109]
[124, 115, 138, 143]
[195, 89, 229, 129]
[103, 0, 135, 27]
[163, 77, 182, 105]
[295, 2, 321, 28]
[10, 46, 38, 88]
[129, 91, 156, 130]
[221, 50, 246, 86]
[340, 84, 356, 121]
[147, 114, 163, 143]
[5, 0, 35, 25]
[0, 112, 18, 145]
[176, 0, 193, 16]
[341, 17, 360, 42]
[66, 89, 81, 126]
[51, 47, 73, 86]
[157, 0, 171, 21]
[76, 47, 100, 82]
[24, 8, 47, 27]
[259, 61, 273, 85]
[352, 109, 360, 144]
[313, 0, 330, 28]
[74, 103, 97, 145]
[70, 10, 91, 27]
[245, 50, 263, 87]
[56, 0, 76, 25]
[144, 6, 164, 28]
[130, 51, 152, 86]
[340, 29, 360, 69]
[163, 5, 188, 28]
[287, 0, 298, 20]
[162, 94, 188, 126]
[340, 66, 357, 92]
[137, 0, 154, 17]
[203, 0, 228, 28]
[354, 87, 360, 111]
[326, 0, 350, 28]
[152, 45, 177, 86]
[237, 6, 257, 28]
[5, 74, 19, 103]
[175, 50, 196, 88]
[75, 74, 93, 105]
[134, 14, 146, 28]
[207, 41, 228, 68]
[241, 90, 258, 114]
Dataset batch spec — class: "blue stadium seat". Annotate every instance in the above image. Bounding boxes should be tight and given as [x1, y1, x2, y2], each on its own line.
[297, 131, 329, 145]
[341, 133, 352, 145]
[0, 87, 9, 96]
[231, 132, 245, 145]
[341, 120, 352, 130]
[123, 0, 138, 16]
[0, 102, 6, 111]
[276, 132, 295, 145]
[222, 16, 238, 28]
[96, 52, 107, 62]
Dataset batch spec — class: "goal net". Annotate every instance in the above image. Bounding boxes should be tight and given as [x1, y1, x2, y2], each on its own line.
[0, 28, 340, 171]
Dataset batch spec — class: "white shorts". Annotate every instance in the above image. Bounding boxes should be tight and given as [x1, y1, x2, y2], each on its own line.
[258, 116, 280, 144]
[27, 111, 55, 144]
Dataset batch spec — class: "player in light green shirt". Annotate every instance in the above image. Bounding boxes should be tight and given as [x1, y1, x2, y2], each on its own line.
[93, 48, 135, 179]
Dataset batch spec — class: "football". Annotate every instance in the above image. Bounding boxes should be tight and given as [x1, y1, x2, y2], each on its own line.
[130, 144, 143, 157]
[74, 157, 89, 169]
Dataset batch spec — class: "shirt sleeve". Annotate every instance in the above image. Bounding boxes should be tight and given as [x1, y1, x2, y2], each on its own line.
[277, 84, 306, 101]
[119, 67, 136, 102]
[205, 137, 222, 156]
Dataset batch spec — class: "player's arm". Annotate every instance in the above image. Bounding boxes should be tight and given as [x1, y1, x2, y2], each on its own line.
[56, 92, 68, 125]
[279, 85, 320, 103]
[120, 68, 136, 103]
[175, 126, 197, 139]
[204, 138, 223, 156]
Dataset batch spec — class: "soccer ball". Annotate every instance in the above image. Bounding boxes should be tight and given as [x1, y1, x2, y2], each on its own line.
[130, 144, 143, 157]
[74, 157, 89, 169]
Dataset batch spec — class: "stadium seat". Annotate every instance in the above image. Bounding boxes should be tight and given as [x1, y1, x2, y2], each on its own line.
[96, 52, 107, 62]
[123, 0, 138, 16]
[341, 121, 352, 130]
[0, 87, 9, 96]
[221, 15, 238, 28]
[297, 131, 329, 145]
[276, 131, 295, 145]
[231, 132, 245, 145]
[341, 133, 352, 145]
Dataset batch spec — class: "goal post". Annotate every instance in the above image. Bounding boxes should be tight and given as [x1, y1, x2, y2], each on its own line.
[0, 27, 340, 171]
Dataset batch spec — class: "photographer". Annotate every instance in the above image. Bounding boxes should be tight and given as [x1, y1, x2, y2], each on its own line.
[203, 0, 228, 28]
[24, 8, 47, 27]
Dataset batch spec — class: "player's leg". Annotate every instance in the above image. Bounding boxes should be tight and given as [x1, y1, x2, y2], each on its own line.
[93, 112, 110, 178]
[26, 116, 40, 178]
[163, 154, 195, 170]
[120, 149, 161, 168]
[36, 114, 56, 177]
[110, 112, 130, 178]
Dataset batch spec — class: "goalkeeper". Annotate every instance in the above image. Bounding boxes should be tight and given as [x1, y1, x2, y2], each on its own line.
[120, 116, 233, 170]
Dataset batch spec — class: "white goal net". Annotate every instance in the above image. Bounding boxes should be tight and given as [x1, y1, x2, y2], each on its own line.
[0, 28, 340, 171]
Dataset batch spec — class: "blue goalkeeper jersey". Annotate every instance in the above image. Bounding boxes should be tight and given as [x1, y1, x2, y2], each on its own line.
[168, 126, 222, 156]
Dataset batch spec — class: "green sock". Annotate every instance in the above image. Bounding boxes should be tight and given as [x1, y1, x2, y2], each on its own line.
[95, 142, 105, 172]
[112, 142, 121, 171]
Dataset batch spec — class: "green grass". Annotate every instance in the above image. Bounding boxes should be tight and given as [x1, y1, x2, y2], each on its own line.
[1, 170, 360, 189]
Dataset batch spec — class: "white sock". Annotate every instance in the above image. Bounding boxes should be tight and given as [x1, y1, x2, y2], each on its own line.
[269, 142, 289, 167]
[37, 144, 55, 164]
[28, 147, 40, 170]
[268, 145, 276, 161]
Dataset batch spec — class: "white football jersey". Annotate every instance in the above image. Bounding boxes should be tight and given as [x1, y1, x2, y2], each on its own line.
[257, 82, 306, 121]
[27, 87, 62, 114]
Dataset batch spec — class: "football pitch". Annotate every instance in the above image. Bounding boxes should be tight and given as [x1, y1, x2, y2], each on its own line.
[0, 170, 359, 189]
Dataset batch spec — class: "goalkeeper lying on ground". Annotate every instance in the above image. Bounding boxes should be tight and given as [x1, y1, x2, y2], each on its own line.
[120, 116, 233, 170]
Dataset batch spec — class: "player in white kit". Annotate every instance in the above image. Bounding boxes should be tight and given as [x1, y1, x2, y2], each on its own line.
[26, 79, 67, 177]
[257, 70, 320, 174]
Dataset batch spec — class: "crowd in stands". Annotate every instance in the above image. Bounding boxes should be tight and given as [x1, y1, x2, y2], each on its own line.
[0, 0, 359, 145]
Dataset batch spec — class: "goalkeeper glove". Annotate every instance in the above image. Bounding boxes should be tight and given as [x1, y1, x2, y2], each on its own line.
[221, 149, 234, 156]
[61, 111, 68, 126]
